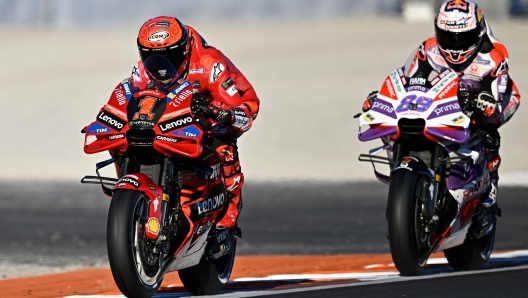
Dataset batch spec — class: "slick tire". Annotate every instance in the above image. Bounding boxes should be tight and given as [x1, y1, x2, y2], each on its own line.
[444, 222, 496, 271]
[107, 190, 162, 298]
[178, 240, 236, 296]
[387, 171, 429, 276]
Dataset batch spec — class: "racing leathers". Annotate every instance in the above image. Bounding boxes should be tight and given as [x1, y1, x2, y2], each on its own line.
[364, 27, 520, 207]
[128, 25, 260, 230]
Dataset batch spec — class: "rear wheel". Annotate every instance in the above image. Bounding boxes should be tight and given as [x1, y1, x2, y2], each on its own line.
[178, 240, 236, 295]
[387, 171, 433, 276]
[444, 215, 496, 271]
[107, 190, 163, 298]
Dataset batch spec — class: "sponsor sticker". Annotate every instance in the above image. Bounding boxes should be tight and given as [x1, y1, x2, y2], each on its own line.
[221, 77, 234, 90]
[146, 218, 160, 235]
[189, 68, 205, 74]
[104, 104, 127, 120]
[226, 85, 238, 97]
[210, 63, 224, 82]
[148, 31, 170, 42]
[117, 176, 141, 188]
[97, 111, 126, 131]
[108, 134, 125, 140]
[155, 135, 178, 143]
[88, 122, 111, 134]
[158, 114, 193, 133]
[161, 107, 191, 121]
[113, 87, 127, 105]
[172, 125, 200, 138]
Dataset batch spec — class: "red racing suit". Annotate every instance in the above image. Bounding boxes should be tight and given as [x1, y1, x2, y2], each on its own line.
[129, 26, 260, 229]
[401, 27, 520, 196]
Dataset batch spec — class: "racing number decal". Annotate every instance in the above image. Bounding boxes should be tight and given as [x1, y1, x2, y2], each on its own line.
[397, 95, 433, 113]
[133, 97, 157, 120]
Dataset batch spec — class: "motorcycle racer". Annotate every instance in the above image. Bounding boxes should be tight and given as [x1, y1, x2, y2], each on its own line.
[122, 16, 260, 238]
[363, 1, 520, 221]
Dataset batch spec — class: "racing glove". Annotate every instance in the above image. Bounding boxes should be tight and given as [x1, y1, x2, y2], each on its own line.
[475, 126, 501, 151]
[474, 92, 497, 117]
[362, 91, 379, 112]
[191, 94, 234, 126]
[459, 89, 497, 118]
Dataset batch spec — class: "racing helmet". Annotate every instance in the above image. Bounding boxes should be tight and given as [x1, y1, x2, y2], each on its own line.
[137, 16, 190, 85]
[434, 0, 486, 68]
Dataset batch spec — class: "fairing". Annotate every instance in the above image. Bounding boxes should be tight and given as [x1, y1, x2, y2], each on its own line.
[358, 68, 470, 143]
[83, 79, 203, 158]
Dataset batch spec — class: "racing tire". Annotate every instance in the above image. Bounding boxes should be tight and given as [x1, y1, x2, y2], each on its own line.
[444, 221, 496, 271]
[107, 190, 162, 298]
[178, 240, 237, 295]
[387, 171, 431, 276]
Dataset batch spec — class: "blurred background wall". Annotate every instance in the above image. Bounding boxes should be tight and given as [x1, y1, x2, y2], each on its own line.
[0, 0, 527, 183]
[0, 0, 526, 28]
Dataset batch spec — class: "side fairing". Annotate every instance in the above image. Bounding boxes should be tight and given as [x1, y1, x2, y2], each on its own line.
[84, 80, 132, 155]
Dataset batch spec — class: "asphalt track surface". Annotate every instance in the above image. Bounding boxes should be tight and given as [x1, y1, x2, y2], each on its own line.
[1, 181, 528, 266]
[1, 180, 528, 296]
[258, 267, 528, 298]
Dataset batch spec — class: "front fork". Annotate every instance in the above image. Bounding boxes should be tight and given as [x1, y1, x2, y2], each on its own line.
[391, 143, 446, 222]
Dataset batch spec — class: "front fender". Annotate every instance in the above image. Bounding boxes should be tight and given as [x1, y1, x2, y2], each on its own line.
[113, 173, 163, 240]
[391, 156, 433, 181]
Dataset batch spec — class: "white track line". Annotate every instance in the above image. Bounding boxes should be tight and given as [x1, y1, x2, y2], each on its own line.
[64, 250, 528, 298]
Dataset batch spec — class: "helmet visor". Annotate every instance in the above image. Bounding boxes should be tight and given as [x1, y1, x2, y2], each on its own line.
[435, 26, 480, 52]
[142, 54, 178, 84]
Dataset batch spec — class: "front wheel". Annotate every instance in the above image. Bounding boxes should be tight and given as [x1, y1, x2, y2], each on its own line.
[387, 171, 433, 276]
[107, 190, 163, 298]
[178, 240, 236, 295]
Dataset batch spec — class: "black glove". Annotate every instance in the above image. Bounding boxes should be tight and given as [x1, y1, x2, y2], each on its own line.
[191, 93, 212, 127]
[475, 126, 501, 151]
[191, 94, 233, 125]
[362, 90, 379, 112]
[458, 88, 475, 117]
[459, 89, 497, 117]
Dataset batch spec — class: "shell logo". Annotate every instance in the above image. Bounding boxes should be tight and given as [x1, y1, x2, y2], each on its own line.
[148, 31, 170, 42]
[146, 217, 160, 235]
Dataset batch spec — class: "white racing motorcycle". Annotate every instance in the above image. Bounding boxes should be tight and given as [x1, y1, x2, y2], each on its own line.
[356, 68, 500, 275]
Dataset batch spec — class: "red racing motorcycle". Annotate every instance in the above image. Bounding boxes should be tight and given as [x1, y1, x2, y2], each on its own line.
[81, 59, 237, 297]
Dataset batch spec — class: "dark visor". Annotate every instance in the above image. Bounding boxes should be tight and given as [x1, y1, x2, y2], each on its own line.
[435, 26, 480, 51]
[142, 54, 177, 82]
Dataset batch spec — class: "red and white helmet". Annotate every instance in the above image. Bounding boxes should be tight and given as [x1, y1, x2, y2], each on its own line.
[137, 16, 190, 85]
[434, 0, 486, 67]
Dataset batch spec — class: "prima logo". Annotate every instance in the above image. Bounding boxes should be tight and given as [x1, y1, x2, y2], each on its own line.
[433, 102, 460, 116]
[372, 101, 394, 113]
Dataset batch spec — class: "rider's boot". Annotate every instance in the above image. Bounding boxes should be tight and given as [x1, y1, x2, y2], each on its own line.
[472, 156, 502, 239]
